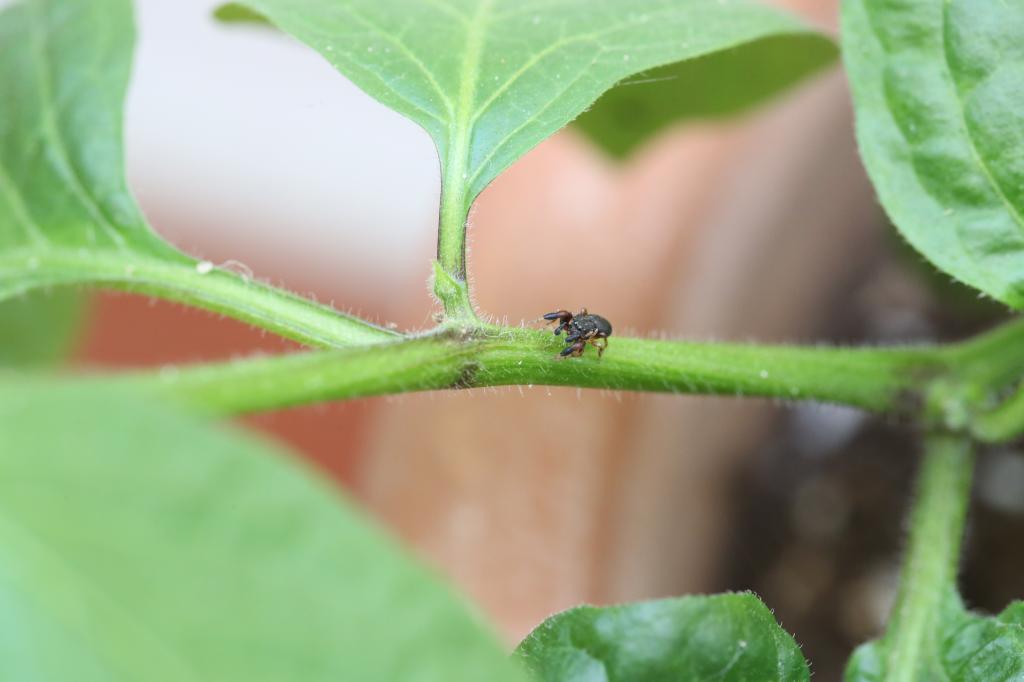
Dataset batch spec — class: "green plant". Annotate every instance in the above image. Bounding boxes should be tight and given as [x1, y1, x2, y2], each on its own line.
[2, 0, 1022, 679]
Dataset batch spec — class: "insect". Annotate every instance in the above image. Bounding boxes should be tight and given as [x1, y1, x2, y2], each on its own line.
[543, 308, 613, 358]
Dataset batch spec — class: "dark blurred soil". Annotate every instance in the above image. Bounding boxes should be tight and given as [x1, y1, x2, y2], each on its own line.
[720, 243, 1024, 681]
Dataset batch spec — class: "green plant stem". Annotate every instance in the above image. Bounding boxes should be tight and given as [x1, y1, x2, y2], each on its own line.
[434, 0, 489, 292]
[431, 261, 477, 324]
[437, 172, 469, 284]
[1, 249, 398, 347]
[942, 316, 1024, 393]
[881, 433, 974, 682]
[434, 133, 477, 323]
[972, 381, 1024, 443]
[119, 326, 946, 416]
[932, 317, 1024, 440]
[434, 123, 479, 323]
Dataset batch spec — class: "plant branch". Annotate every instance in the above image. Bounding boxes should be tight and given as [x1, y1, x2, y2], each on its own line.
[434, 147, 478, 323]
[432, 261, 477, 323]
[971, 381, 1024, 443]
[880, 432, 974, 682]
[941, 316, 1024, 392]
[117, 325, 950, 416]
[1, 249, 398, 347]
[437, 167, 470, 284]
[927, 317, 1024, 438]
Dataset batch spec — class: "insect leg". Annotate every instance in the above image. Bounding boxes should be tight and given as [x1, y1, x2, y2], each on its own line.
[560, 340, 586, 357]
[543, 310, 573, 335]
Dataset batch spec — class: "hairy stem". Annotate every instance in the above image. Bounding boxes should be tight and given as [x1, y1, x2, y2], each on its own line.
[1, 249, 398, 347]
[882, 433, 974, 682]
[434, 71, 480, 326]
[117, 325, 948, 416]
[433, 155, 477, 322]
[930, 317, 1024, 439]
[437, 171, 469, 284]
[432, 261, 476, 323]
[972, 381, 1024, 443]
[942, 315, 1024, 393]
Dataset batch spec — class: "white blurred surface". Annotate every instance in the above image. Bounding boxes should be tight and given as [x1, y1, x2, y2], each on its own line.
[125, 0, 439, 294]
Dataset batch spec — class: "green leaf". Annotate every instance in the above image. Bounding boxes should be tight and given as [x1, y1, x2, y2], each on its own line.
[574, 33, 837, 157]
[229, 0, 835, 281]
[0, 290, 85, 367]
[846, 592, 1024, 682]
[513, 593, 809, 682]
[0, 0, 395, 347]
[0, 379, 527, 682]
[842, 0, 1024, 308]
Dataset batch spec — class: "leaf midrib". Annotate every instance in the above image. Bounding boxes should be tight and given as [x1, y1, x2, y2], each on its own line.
[447, 0, 492, 189]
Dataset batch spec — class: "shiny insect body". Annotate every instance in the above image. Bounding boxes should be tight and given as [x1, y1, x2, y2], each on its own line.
[543, 309, 613, 358]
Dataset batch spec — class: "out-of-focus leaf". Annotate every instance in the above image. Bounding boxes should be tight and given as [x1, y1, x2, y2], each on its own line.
[514, 592, 809, 681]
[843, 0, 1024, 308]
[0, 381, 528, 682]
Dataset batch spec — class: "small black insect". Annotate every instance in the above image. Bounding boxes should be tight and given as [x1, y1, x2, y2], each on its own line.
[543, 308, 613, 358]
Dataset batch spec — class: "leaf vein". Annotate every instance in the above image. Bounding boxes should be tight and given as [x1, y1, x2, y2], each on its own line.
[466, 50, 600, 190]
[0, 162, 48, 247]
[336, 5, 455, 119]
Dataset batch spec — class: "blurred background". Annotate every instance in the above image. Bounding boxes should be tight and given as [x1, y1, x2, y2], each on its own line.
[40, 0, 1024, 679]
